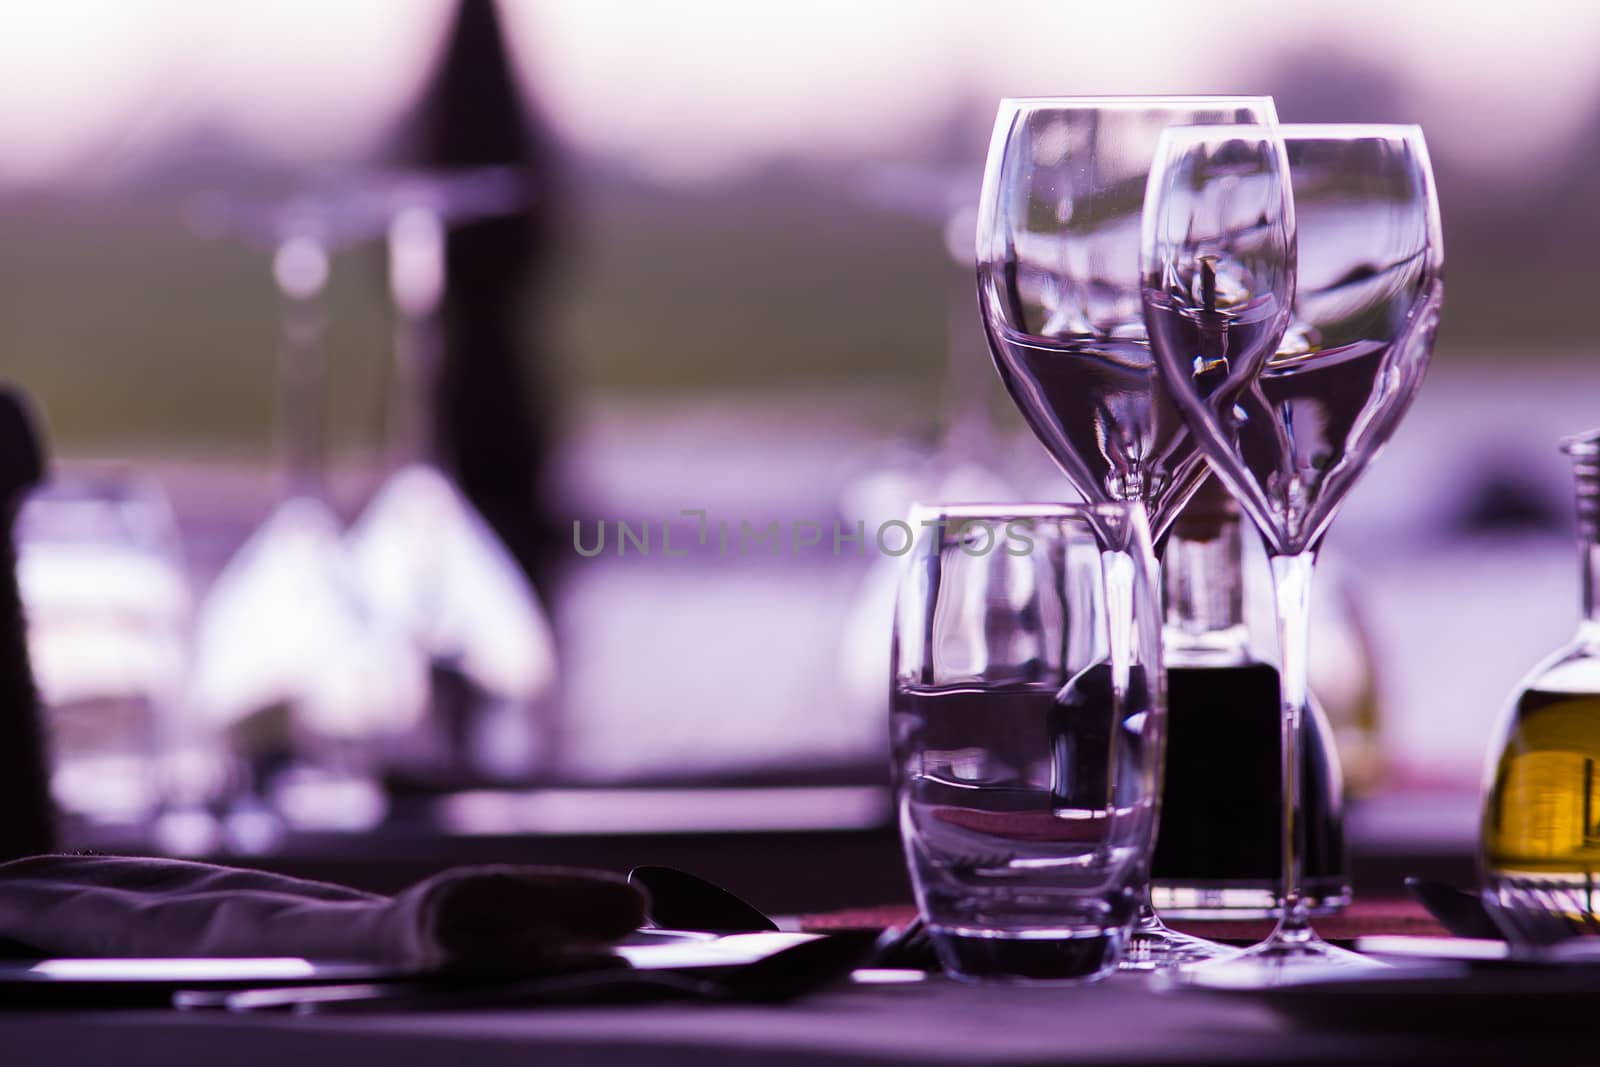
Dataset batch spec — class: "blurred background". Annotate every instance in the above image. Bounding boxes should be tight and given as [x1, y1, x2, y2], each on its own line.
[1, 0, 1597, 894]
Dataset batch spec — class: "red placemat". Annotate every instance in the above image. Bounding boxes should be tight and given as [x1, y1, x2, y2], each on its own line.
[797, 898, 1448, 942]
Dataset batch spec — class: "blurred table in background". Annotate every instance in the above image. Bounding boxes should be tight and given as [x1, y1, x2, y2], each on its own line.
[49, 362, 1585, 907]
[66, 788, 1477, 914]
[119, 361, 1600, 794]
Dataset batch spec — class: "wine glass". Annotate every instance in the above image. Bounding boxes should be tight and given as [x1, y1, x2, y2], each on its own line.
[1143, 124, 1443, 984]
[976, 96, 1279, 539]
[976, 96, 1278, 968]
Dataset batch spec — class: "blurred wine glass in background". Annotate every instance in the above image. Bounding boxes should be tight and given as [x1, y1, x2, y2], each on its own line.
[350, 168, 558, 787]
[836, 160, 1018, 732]
[851, 159, 1013, 504]
[184, 186, 427, 837]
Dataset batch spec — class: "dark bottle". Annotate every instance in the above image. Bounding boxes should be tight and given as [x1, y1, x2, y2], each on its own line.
[1150, 478, 1350, 917]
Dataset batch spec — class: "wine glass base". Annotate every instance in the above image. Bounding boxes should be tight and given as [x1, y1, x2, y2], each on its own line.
[1171, 931, 1386, 989]
[1119, 915, 1231, 971]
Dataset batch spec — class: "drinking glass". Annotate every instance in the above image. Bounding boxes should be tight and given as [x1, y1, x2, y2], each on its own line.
[976, 95, 1278, 966]
[15, 474, 197, 830]
[891, 503, 1166, 983]
[1143, 124, 1443, 983]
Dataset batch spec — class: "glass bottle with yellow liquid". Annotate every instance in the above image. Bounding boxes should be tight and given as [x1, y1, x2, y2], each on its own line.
[1482, 429, 1600, 928]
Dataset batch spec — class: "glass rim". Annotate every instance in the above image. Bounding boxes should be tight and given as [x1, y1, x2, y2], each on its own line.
[1150, 122, 1282, 143]
[905, 500, 1151, 526]
[904, 502, 1158, 564]
[1277, 122, 1426, 141]
[1154, 122, 1427, 142]
[1562, 429, 1600, 457]
[995, 94, 1275, 109]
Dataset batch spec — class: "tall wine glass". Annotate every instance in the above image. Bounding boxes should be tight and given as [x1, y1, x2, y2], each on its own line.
[976, 96, 1279, 539]
[976, 96, 1278, 968]
[1144, 124, 1443, 983]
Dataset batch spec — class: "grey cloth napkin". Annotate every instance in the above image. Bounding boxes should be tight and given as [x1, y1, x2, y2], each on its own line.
[0, 855, 647, 968]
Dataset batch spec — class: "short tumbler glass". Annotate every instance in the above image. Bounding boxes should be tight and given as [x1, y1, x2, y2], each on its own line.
[891, 503, 1166, 983]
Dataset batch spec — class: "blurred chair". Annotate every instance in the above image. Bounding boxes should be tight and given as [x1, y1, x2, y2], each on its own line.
[0, 388, 54, 860]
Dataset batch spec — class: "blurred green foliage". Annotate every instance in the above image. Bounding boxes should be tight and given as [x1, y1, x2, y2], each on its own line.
[0, 165, 1588, 461]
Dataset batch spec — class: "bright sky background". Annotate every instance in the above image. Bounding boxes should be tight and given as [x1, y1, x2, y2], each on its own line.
[1, 0, 1598, 186]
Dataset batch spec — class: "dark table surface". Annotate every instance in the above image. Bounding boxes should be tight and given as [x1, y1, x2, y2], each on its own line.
[67, 786, 1480, 916]
[0, 899, 1578, 1067]
[27, 793, 1498, 1066]
[0, 968, 1583, 1067]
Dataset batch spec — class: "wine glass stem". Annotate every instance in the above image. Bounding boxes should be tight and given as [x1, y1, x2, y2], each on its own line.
[390, 310, 443, 469]
[277, 281, 327, 503]
[1100, 546, 1153, 921]
[1101, 548, 1135, 708]
[1268, 549, 1318, 942]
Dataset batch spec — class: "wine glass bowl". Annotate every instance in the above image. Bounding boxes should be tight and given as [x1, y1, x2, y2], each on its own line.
[975, 97, 1280, 537]
[1140, 125, 1297, 412]
[1149, 125, 1443, 557]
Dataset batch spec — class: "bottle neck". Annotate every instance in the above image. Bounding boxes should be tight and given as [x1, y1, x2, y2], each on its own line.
[387, 313, 442, 470]
[1571, 435, 1600, 638]
[1582, 540, 1600, 645]
[1163, 481, 1252, 665]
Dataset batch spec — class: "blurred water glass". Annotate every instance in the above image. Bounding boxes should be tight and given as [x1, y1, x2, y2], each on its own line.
[16, 474, 197, 829]
[891, 503, 1166, 984]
